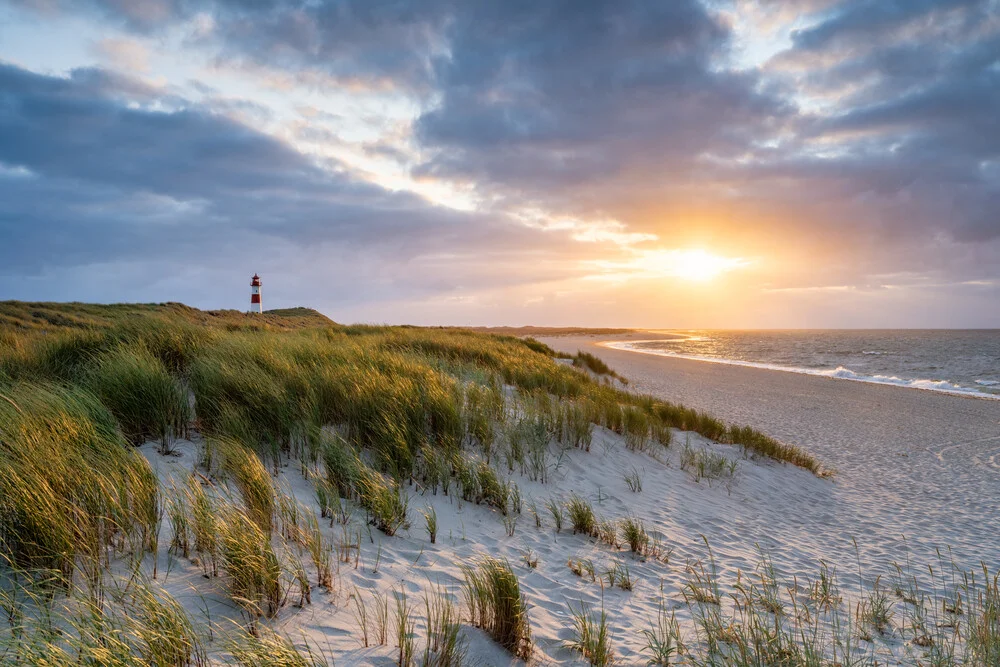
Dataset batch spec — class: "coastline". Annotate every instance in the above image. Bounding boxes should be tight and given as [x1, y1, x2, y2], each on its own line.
[598, 337, 1000, 401]
[538, 334, 1000, 445]
[538, 332, 1000, 575]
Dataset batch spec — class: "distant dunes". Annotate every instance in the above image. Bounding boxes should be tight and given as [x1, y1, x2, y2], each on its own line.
[0, 300, 336, 331]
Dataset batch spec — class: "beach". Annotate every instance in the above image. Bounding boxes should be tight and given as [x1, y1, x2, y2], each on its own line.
[541, 334, 1000, 577]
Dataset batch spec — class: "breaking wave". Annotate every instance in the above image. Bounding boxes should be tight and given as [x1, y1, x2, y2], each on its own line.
[601, 340, 1000, 400]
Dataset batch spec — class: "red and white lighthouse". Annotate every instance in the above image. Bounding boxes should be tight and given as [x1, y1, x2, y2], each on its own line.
[250, 274, 262, 314]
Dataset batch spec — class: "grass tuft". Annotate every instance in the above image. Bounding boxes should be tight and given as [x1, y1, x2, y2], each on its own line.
[462, 556, 532, 659]
[220, 507, 282, 619]
[424, 584, 467, 667]
[226, 627, 327, 666]
[566, 494, 598, 537]
[566, 599, 614, 666]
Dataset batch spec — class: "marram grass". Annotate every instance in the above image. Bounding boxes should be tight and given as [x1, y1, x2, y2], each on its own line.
[0, 302, 837, 664]
[82, 343, 191, 448]
[209, 436, 276, 536]
[0, 381, 158, 578]
[462, 556, 532, 660]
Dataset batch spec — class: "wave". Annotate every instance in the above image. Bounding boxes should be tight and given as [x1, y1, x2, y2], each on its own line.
[601, 340, 1000, 400]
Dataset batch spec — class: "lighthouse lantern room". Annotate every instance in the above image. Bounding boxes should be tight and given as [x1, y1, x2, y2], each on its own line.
[250, 274, 262, 314]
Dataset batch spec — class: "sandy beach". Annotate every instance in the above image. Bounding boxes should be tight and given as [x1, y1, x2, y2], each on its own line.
[541, 334, 1000, 575]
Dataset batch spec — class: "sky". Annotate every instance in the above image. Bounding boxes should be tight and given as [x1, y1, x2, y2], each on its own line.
[0, 0, 998, 328]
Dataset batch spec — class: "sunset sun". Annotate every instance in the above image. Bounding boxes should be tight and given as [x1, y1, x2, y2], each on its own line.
[593, 248, 750, 282]
[647, 249, 749, 282]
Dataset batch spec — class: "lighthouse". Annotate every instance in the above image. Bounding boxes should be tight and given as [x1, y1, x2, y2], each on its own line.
[250, 274, 262, 314]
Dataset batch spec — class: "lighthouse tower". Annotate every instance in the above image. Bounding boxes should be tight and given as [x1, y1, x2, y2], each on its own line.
[250, 274, 262, 314]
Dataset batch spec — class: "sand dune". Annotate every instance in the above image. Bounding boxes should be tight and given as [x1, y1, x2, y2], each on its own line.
[127, 336, 1000, 664]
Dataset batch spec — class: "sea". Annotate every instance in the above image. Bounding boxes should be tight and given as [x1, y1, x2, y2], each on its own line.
[605, 330, 1000, 399]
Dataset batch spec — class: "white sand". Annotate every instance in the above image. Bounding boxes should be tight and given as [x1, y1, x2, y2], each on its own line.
[132, 334, 1000, 665]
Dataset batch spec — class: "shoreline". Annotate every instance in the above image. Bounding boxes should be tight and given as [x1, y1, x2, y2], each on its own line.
[598, 337, 1000, 402]
[538, 332, 1000, 576]
[537, 333, 1000, 456]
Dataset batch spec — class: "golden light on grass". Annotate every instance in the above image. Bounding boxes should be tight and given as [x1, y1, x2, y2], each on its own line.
[590, 248, 751, 282]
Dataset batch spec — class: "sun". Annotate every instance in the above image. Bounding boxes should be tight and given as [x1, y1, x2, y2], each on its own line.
[654, 249, 747, 281]
[593, 248, 750, 282]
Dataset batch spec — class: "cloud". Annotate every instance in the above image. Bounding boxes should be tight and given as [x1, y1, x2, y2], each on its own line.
[0, 62, 594, 307]
[2, 0, 999, 324]
[93, 37, 151, 73]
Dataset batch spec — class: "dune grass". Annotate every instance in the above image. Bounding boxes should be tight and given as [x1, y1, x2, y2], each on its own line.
[643, 585, 684, 665]
[572, 351, 627, 385]
[567, 600, 614, 666]
[462, 557, 532, 660]
[620, 516, 649, 553]
[393, 586, 416, 667]
[566, 494, 598, 537]
[356, 466, 410, 536]
[225, 627, 327, 666]
[0, 302, 837, 663]
[680, 441, 738, 483]
[423, 584, 467, 667]
[210, 437, 276, 535]
[624, 466, 644, 492]
[82, 343, 191, 449]
[220, 508, 283, 619]
[1, 302, 820, 477]
[0, 570, 208, 666]
[0, 381, 158, 579]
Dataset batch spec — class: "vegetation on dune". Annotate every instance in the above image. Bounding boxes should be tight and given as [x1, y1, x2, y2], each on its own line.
[0, 382, 158, 579]
[0, 300, 835, 664]
[462, 557, 532, 660]
[226, 628, 327, 667]
[83, 344, 191, 448]
[567, 600, 614, 666]
[6, 300, 818, 473]
[572, 350, 628, 384]
[208, 437, 276, 536]
[0, 573, 209, 666]
[0, 300, 335, 331]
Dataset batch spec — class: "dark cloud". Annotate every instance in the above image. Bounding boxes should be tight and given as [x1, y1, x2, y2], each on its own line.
[13, 0, 452, 90]
[0, 65, 313, 198]
[762, 0, 1000, 249]
[394, 0, 799, 260]
[0, 63, 579, 303]
[789, 0, 985, 52]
